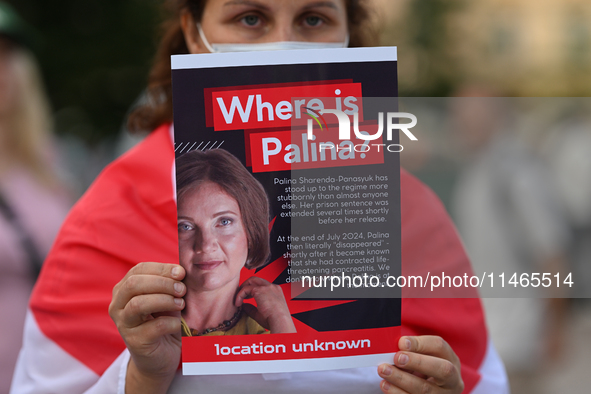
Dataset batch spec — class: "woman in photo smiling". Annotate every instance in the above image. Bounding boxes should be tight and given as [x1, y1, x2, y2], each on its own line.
[176, 149, 295, 336]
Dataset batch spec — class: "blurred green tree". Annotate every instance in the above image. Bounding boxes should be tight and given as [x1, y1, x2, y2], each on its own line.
[382, 0, 463, 96]
[407, 0, 458, 95]
[7, 0, 161, 144]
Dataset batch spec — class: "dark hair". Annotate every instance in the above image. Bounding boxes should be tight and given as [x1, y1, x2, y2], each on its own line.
[128, 0, 377, 133]
[176, 149, 270, 269]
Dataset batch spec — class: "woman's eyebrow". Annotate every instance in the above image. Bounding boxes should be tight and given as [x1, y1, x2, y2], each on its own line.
[302, 1, 339, 11]
[223, 1, 338, 12]
[213, 210, 239, 217]
[223, 0, 270, 11]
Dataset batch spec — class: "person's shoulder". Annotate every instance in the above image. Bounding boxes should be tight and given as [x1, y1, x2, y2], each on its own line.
[100, 124, 174, 193]
[78, 124, 175, 212]
[400, 168, 450, 226]
[42, 122, 178, 273]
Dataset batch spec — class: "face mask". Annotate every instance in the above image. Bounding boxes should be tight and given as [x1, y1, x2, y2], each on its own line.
[197, 23, 349, 53]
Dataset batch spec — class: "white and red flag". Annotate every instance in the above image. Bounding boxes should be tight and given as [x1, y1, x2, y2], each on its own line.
[11, 125, 507, 393]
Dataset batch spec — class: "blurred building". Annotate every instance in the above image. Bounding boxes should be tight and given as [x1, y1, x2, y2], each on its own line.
[375, 0, 591, 96]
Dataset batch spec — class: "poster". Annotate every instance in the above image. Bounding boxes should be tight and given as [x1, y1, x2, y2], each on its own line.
[172, 47, 402, 375]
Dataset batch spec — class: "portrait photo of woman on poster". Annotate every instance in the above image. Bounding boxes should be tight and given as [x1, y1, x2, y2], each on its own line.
[176, 148, 295, 336]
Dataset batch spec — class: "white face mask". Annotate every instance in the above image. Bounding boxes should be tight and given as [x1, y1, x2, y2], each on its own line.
[197, 23, 349, 53]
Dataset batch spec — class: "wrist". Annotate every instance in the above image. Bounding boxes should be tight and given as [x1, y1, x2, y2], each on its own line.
[270, 315, 296, 333]
[126, 358, 176, 394]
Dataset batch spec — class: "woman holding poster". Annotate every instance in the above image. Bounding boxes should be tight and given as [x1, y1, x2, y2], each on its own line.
[11, 1, 508, 394]
[176, 149, 295, 336]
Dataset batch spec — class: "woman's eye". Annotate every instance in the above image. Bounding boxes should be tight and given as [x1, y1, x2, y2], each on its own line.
[241, 14, 261, 27]
[178, 222, 193, 232]
[304, 15, 323, 27]
[219, 218, 232, 226]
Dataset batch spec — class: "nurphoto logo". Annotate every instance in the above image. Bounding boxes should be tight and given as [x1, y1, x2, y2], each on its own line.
[305, 108, 418, 155]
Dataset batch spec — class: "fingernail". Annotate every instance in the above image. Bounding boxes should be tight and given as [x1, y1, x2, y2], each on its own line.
[382, 381, 392, 391]
[172, 266, 182, 278]
[381, 364, 393, 376]
[174, 282, 184, 294]
[403, 337, 412, 350]
[174, 297, 183, 306]
[398, 353, 409, 366]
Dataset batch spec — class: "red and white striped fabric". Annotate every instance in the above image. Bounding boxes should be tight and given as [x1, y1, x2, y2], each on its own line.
[11, 125, 508, 393]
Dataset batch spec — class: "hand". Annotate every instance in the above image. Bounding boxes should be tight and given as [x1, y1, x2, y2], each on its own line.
[235, 276, 296, 334]
[378, 336, 464, 394]
[108, 262, 187, 394]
